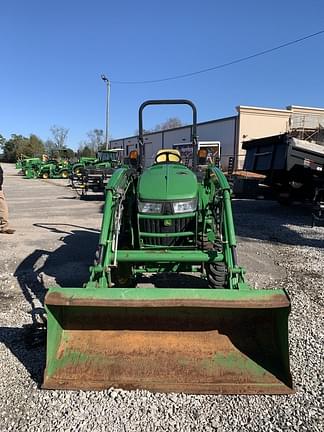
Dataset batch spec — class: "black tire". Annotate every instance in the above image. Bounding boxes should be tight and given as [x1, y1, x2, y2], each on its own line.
[277, 193, 292, 206]
[276, 186, 292, 206]
[111, 229, 136, 288]
[111, 264, 136, 288]
[61, 170, 69, 179]
[205, 240, 227, 288]
[206, 261, 227, 289]
[73, 166, 82, 175]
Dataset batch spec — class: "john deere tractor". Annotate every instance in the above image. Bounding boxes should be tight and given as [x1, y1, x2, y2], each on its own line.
[44, 100, 292, 394]
[36, 159, 71, 179]
[71, 149, 124, 196]
[20, 157, 43, 178]
[71, 156, 97, 175]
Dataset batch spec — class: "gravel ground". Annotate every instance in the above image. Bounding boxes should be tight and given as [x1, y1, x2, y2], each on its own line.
[0, 163, 323, 432]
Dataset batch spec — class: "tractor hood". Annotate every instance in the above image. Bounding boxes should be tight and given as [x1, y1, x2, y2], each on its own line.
[138, 163, 198, 201]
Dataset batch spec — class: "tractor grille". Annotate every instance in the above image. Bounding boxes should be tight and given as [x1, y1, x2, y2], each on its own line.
[139, 216, 196, 247]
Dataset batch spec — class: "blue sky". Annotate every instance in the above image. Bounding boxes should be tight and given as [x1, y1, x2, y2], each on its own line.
[1, 0, 324, 149]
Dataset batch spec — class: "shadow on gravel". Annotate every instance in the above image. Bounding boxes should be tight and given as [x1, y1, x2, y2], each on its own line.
[138, 273, 209, 288]
[80, 194, 105, 202]
[0, 326, 46, 385]
[56, 196, 78, 200]
[56, 194, 105, 202]
[57, 193, 106, 212]
[9, 225, 100, 386]
[15, 224, 99, 296]
[233, 199, 324, 249]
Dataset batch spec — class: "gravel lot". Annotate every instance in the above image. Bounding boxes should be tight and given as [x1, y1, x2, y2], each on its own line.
[0, 163, 323, 432]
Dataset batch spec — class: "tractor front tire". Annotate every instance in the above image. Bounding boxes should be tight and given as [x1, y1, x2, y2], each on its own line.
[61, 170, 69, 179]
[42, 172, 50, 179]
[206, 261, 227, 289]
[111, 264, 136, 288]
[205, 241, 227, 289]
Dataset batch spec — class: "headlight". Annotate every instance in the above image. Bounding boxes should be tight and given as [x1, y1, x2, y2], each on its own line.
[173, 199, 197, 213]
[138, 201, 162, 213]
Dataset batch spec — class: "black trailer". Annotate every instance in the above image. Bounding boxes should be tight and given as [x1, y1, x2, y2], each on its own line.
[243, 133, 324, 204]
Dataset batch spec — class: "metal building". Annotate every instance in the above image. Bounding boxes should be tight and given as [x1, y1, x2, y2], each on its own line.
[110, 104, 324, 170]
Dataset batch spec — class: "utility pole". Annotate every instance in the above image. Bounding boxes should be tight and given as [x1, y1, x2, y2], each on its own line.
[101, 74, 110, 150]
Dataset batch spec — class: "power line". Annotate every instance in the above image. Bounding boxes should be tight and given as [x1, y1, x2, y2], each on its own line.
[111, 29, 324, 85]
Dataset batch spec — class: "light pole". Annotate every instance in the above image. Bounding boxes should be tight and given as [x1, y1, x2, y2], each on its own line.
[101, 74, 110, 150]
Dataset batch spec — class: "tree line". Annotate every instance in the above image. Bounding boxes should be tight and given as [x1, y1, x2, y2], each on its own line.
[0, 126, 106, 162]
[0, 117, 185, 162]
[135, 117, 185, 135]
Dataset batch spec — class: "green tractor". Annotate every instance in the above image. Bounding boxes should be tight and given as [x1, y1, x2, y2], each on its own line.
[36, 159, 71, 179]
[43, 100, 292, 394]
[20, 157, 43, 177]
[15, 154, 28, 170]
[71, 156, 98, 175]
[71, 149, 124, 196]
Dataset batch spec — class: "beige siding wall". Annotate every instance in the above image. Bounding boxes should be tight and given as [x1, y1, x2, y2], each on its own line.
[236, 106, 290, 169]
[288, 105, 324, 130]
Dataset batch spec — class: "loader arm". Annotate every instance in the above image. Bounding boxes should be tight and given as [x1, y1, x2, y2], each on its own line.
[88, 167, 135, 288]
[208, 166, 246, 289]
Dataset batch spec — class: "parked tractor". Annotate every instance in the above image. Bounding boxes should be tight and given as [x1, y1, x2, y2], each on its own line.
[71, 149, 123, 196]
[19, 157, 43, 177]
[71, 156, 98, 175]
[44, 100, 292, 395]
[36, 159, 71, 179]
[15, 154, 30, 170]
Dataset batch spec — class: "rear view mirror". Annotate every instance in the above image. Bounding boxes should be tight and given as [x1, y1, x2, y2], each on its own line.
[197, 148, 208, 165]
[129, 150, 139, 167]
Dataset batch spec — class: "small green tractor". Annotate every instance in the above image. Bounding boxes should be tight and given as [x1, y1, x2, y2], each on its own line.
[36, 159, 71, 179]
[19, 157, 43, 177]
[44, 100, 292, 394]
[15, 154, 30, 170]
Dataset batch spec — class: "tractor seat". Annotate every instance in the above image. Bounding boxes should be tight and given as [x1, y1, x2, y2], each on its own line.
[155, 149, 181, 164]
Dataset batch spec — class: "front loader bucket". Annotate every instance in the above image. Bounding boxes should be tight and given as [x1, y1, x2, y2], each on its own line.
[43, 287, 293, 394]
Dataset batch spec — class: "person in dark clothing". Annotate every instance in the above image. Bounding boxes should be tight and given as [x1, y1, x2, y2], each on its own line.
[0, 164, 15, 234]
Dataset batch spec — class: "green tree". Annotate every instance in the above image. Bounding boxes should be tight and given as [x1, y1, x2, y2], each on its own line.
[0, 134, 6, 161]
[1, 133, 45, 161]
[3, 134, 28, 162]
[0, 134, 5, 148]
[135, 117, 185, 135]
[154, 117, 185, 131]
[78, 145, 95, 158]
[25, 134, 45, 156]
[63, 148, 76, 159]
[15, 134, 45, 159]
